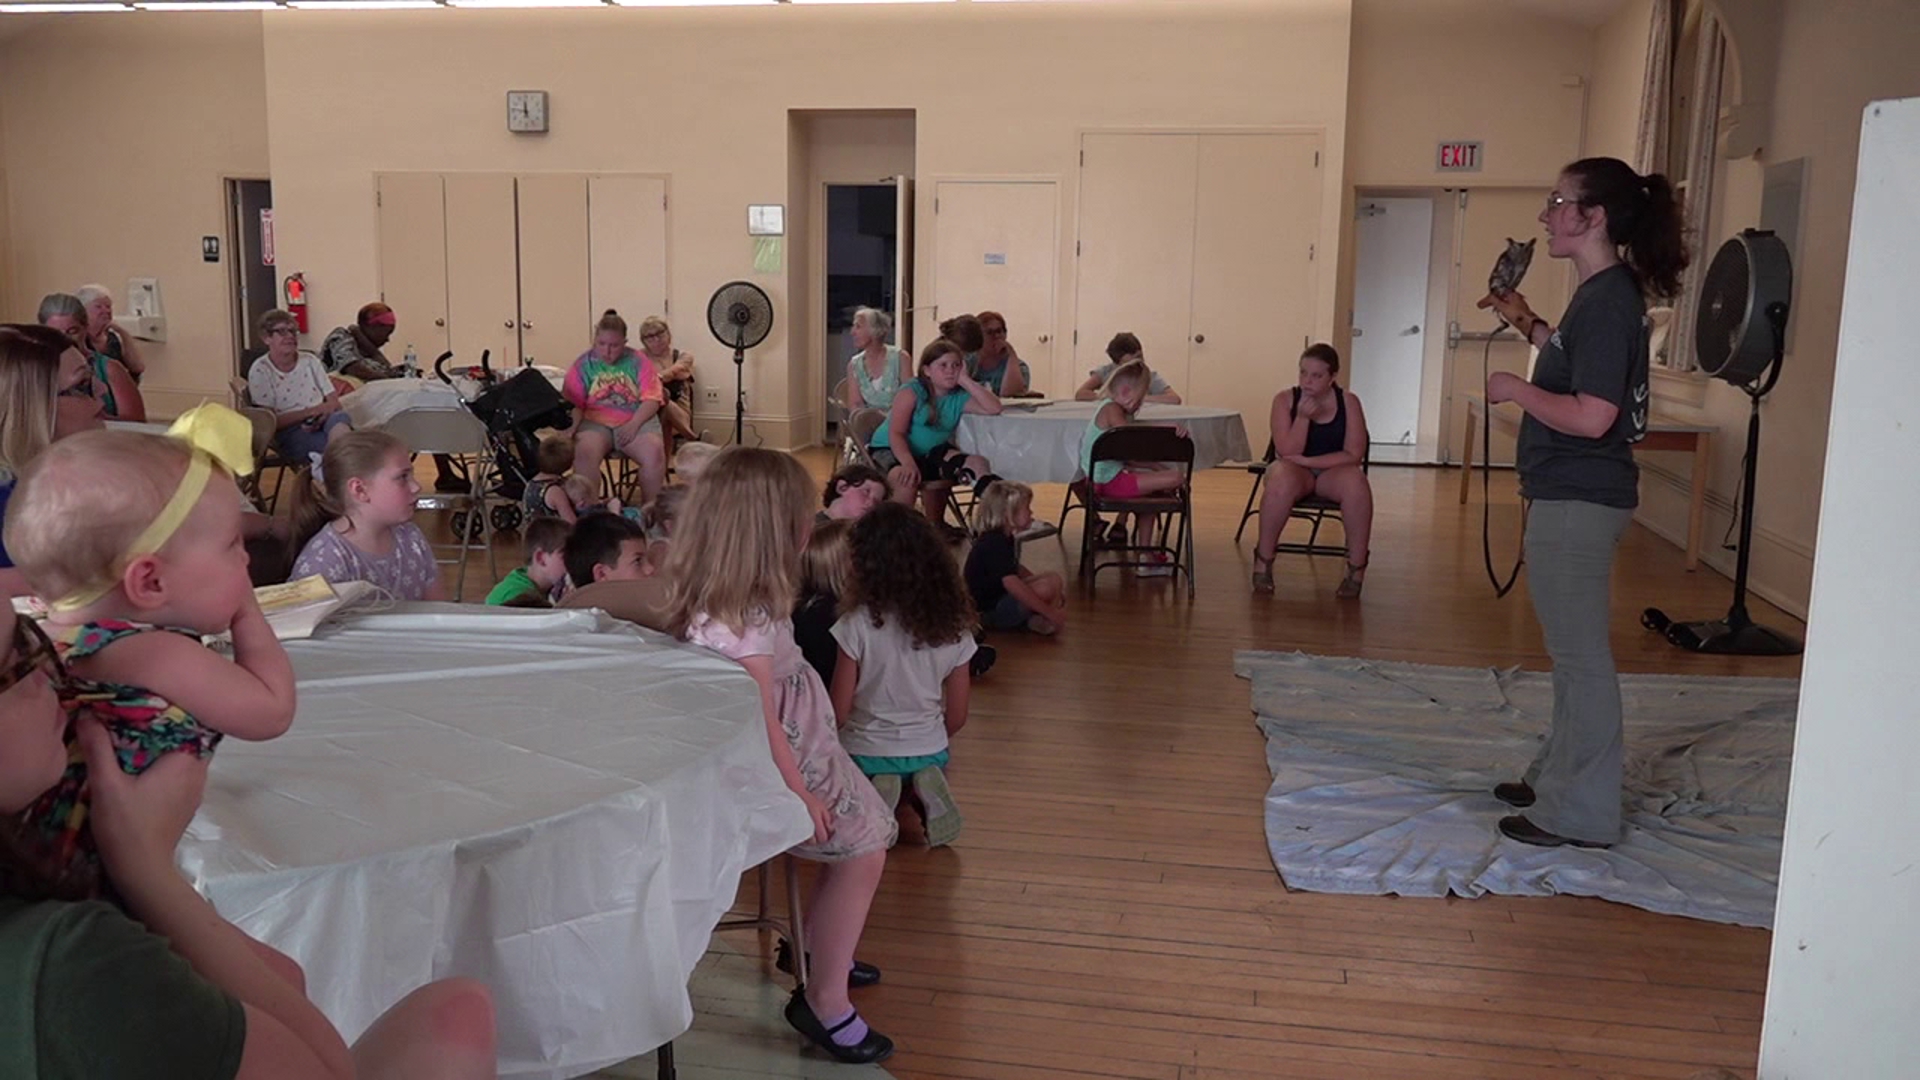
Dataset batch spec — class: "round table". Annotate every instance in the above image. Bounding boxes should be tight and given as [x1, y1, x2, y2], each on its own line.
[955, 401, 1253, 484]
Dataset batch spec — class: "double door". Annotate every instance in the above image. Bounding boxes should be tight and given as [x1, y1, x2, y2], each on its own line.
[1074, 132, 1322, 451]
[377, 173, 668, 372]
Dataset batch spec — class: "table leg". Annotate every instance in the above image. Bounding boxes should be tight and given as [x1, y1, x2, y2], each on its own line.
[1685, 432, 1711, 571]
[657, 1039, 676, 1080]
[1458, 405, 1478, 504]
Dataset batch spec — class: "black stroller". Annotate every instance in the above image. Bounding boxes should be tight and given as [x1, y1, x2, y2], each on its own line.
[437, 351, 573, 534]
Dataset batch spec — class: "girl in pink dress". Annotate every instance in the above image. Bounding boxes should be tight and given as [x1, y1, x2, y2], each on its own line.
[665, 447, 896, 1065]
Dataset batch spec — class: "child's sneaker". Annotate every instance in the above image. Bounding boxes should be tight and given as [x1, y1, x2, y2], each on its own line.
[1137, 553, 1175, 578]
[910, 766, 963, 847]
[868, 773, 903, 814]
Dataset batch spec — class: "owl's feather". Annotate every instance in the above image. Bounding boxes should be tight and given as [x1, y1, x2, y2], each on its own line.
[1488, 237, 1536, 297]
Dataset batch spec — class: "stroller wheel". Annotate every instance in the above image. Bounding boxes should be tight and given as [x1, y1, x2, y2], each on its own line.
[448, 510, 486, 541]
[492, 505, 523, 533]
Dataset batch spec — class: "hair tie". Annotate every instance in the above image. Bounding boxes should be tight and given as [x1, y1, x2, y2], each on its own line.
[50, 403, 255, 612]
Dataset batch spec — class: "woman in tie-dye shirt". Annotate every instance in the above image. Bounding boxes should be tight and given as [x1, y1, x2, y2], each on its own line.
[564, 309, 668, 504]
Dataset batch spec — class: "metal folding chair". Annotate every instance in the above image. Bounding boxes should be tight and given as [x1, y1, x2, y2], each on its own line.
[1078, 425, 1196, 599]
[228, 376, 303, 515]
[1233, 439, 1368, 557]
[377, 407, 497, 601]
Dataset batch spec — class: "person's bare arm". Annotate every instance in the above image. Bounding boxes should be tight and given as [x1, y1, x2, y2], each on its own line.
[739, 654, 830, 843]
[79, 595, 295, 741]
[114, 331, 146, 377]
[1273, 391, 1313, 459]
[999, 356, 1029, 397]
[1073, 372, 1104, 401]
[958, 372, 1003, 415]
[942, 666, 970, 737]
[830, 648, 859, 727]
[105, 359, 146, 422]
[1295, 392, 1368, 470]
[1488, 371, 1619, 438]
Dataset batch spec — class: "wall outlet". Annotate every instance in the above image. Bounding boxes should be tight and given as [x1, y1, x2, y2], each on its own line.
[702, 386, 725, 406]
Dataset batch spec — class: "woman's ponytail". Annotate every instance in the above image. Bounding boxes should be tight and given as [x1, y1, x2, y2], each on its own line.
[1565, 156, 1691, 299]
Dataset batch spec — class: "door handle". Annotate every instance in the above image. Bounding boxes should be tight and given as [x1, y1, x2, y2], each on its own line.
[1193, 333, 1206, 344]
[521, 321, 533, 330]
[1402, 324, 1421, 336]
[1351, 327, 1364, 337]
[434, 318, 445, 328]
[1038, 334, 1051, 344]
[503, 320, 514, 329]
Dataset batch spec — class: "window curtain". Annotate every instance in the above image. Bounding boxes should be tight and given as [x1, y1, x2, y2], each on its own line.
[1634, 0, 1676, 175]
[1667, 12, 1727, 371]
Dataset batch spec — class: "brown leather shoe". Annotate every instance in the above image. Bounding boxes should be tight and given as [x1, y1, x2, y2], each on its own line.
[1498, 815, 1611, 849]
[1493, 781, 1536, 808]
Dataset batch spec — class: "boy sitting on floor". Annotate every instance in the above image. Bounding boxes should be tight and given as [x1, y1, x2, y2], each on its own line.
[486, 517, 571, 607]
[563, 512, 650, 590]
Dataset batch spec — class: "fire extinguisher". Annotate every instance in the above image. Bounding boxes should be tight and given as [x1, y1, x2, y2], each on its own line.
[283, 273, 309, 334]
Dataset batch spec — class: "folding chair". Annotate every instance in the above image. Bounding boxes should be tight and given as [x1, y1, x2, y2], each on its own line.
[228, 377, 304, 515]
[1079, 426, 1196, 599]
[378, 407, 497, 601]
[1233, 440, 1368, 557]
[714, 853, 809, 991]
[844, 407, 886, 468]
[827, 377, 852, 440]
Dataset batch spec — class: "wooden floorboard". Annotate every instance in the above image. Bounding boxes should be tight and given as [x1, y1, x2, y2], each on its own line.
[432, 452, 1791, 1080]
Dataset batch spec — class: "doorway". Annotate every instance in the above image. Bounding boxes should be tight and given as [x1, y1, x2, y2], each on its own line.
[824, 182, 899, 415]
[1348, 195, 1434, 458]
[225, 178, 274, 376]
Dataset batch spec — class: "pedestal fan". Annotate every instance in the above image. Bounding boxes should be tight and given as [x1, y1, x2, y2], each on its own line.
[1642, 229, 1803, 655]
[705, 281, 774, 446]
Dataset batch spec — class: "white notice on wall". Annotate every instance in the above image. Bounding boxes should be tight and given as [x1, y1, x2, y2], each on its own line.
[260, 208, 275, 266]
[984, 252, 1007, 265]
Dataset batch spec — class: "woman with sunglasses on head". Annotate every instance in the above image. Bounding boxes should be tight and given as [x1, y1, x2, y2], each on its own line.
[0, 602, 501, 1080]
[1477, 157, 1687, 851]
[37, 293, 144, 423]
[0, 324, 107, 597]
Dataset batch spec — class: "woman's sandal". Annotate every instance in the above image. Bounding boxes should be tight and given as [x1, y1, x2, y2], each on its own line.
[1335, 558, 1367, 599]
[1251, 555, 1275, 594]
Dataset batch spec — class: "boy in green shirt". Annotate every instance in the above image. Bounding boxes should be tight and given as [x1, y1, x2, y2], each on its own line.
[485, 517, 572, 606]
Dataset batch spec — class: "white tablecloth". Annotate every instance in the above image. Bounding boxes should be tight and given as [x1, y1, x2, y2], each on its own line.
[177, 605, 811, 1080]
[955, 401, 1253, 484]
[340, 367, 567, 429]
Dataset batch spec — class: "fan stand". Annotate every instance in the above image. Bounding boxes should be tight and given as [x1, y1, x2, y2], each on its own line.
[730, 326, 747, 446]
[1642, 302, 1803, 656]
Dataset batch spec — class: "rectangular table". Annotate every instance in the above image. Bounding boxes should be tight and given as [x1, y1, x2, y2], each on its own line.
[177, 604, 811, 1080]
[1458, 393, 1716, 570]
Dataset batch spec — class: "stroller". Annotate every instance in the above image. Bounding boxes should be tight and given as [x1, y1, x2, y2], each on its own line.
[437, 350, 574, 533]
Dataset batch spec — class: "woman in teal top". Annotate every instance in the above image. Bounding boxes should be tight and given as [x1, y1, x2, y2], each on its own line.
[844, 307, 910, 411]
[36, 293, 144, 422]
[870, 339, 1002, 526]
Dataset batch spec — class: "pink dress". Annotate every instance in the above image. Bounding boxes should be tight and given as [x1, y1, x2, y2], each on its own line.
[686, 612, 896, 860]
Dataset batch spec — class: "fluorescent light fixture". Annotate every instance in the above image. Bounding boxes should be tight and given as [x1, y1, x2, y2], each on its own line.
[135, 1, 283, 8]
[287, 0, 439, 7]
[788, 0, 954, 4]
[446, 0, 603, 7]
[0, 1, 130, 9]
[611, 0, 775, 5]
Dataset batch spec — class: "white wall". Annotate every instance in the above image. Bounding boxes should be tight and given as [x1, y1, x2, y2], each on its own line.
[1758, 94, 1920, 1078]
[1585, 0, 1653, 163]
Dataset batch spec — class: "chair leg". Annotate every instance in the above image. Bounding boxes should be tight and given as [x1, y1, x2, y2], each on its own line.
[1235, 471, 1265, 543]
[783, 854, 808, 990]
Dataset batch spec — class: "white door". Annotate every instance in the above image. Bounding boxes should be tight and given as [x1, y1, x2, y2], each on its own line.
[931, 180, 1058, 392]
[515, 174, 591, 370]
[1073, 133, 1199, 393]
[588, 175, 670, 336]
[1442, 188, 1571, 464]
[443, 174, 521, 372]
[1348, 196, 1433, 450]
[1188, 133, 1321, 453]
[374, 174, 450, 360]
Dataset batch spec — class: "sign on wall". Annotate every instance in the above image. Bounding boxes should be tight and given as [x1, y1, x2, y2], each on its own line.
[1436, 141, 1484, 172]
[260, 208, 276, 266]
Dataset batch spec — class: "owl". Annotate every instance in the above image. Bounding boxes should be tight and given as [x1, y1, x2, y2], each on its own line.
[1488, 237, 1536, 297]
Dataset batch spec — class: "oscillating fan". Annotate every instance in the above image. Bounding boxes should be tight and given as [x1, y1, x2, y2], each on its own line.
[705, 281, 774, 445]
[1642, 229, 1803, 656]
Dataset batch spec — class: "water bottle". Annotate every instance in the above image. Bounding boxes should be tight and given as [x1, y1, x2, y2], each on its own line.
[403, 344, 418, 377]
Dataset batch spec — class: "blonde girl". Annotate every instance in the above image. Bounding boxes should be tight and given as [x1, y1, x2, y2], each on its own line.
[664, 447, 895, 1065]
[290, 430, 447, 601]
[1079, 360, 1189, 575]
[966, 480, 1066, 634]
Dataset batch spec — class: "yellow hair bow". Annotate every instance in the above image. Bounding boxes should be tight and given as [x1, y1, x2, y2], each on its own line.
[50, 403, 257, 612]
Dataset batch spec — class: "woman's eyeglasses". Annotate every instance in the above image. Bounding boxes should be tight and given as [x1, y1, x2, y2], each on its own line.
[58, 376, 97, 401]
[1544, 193, 1580, 212]
[0, 616, 65, 697]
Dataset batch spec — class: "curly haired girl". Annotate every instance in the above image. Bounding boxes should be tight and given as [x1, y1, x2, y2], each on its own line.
[829, 501, 978, 847]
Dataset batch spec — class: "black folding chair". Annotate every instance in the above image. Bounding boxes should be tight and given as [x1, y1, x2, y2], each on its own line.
[1234, 439, 1368, 557]
[1078, 425, 1195, 599]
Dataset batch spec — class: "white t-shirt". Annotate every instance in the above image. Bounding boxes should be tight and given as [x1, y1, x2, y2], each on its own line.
[248, 351, 332, 414]
[830, 609, 977, 758]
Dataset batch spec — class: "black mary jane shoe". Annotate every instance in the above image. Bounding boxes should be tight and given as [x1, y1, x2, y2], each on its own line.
[783, 988, 895, 1064]
[1497, 815, 1612, 849]
[1492, 781, 1536, 808]
[775, 937, 882, 988]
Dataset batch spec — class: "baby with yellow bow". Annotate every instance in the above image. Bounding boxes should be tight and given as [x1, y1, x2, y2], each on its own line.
[1, 404, 297, 898]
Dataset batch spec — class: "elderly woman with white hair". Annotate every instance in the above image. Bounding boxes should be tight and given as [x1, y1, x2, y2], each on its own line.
[37, 292, 145, 423]
[842, 306, 910, 412]
[74, 283, 145, 381]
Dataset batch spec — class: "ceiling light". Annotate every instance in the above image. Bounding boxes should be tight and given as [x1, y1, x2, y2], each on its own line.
[0, 1, 130, 9]
[610, 0, 775, 5]
[135, 1, 283, 8]
[445, 0, 604, 7]
[287, 0, 440, 7]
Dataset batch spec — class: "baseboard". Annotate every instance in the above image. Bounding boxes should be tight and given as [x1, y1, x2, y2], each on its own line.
[1635, 460, 1813, 621]
[689, 411, 809, 452]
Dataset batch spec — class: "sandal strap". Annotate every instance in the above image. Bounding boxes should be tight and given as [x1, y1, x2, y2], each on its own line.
[825, 1009, 865, 1036]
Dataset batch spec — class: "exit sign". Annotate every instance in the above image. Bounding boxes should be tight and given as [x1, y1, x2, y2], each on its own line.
[1437, 141, 1484, 172]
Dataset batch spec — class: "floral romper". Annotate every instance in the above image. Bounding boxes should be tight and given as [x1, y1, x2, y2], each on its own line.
[21, 619, 222, 898]
[686, 612, 895, 860]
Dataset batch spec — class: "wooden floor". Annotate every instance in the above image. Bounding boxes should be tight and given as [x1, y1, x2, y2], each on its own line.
[439, 454, 1799, 1080]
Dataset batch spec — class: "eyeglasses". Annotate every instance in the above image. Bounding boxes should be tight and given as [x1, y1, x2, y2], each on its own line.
[264, 327, 299, 339]
[641, 330, 669, 341]
[0, 616, 65, 697]
[1544, 192, 1580, 212]
[58, 376, 96, 401]
[984, 326, 1008, 338]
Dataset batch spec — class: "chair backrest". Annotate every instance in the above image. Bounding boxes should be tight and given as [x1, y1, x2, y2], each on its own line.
[228, 377, 277, 459]
[378, 407, 490, 456]
[847, 408, 887, 454]
[1090, 424, 1195, 468]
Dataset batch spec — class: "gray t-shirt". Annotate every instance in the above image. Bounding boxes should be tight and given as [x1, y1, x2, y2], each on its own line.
[1515, 264, 1649, 509]
[830, 610, 976, 759]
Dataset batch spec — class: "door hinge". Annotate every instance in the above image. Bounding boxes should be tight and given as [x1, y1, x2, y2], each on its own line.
[664, 298, 670, 314]
[1308, 243, 1316, 261]
[662, 195, 668, 211]
[376, 190, 382, 208]
[934, 197, 940, 214]
[1079, 149, 1085, 167]
[1075, 240, 1081, 257]
[1313, 150, 1321, 168]
[1073, 329, 1079, 345]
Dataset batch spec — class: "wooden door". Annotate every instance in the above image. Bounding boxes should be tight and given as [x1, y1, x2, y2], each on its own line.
[374, 174, 450, 360]
[1442, 187, 1572, 464]
[1073, 133, 1198, 393]
[515, 174, 591, 369]
[588, 175, 669, 339]
[1188, 133, 1322, 453]
[931, 180, 1058, 392]
[443, 174, 520, 372]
